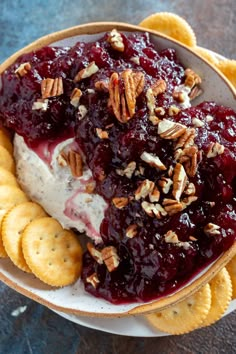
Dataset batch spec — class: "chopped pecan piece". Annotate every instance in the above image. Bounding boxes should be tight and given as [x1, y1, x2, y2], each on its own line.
[15, 62, 31, 77]
[116, 161, 136, 179]
[168, 105, 181, 116]
[164, 230, 179, 243]
[57, 152, 68, 167]
[135, 179, 155, 200]
[126, 224, 138, 238]
[172, 163, 188, 201]
[189, 236, 198, 241]
[172, 91, 185, 103]
[204, 223, 221, 236]
[175, 128, 196, 149]
[141, 151, 166, 170]
[141, 201, 167, 219]
[149, 115, 160, 125]
[192, 117, 204, 128]
[206, 114, 214, 122]
[146, 88, 156, 115]
[151, 79, 167, 96]
[189, 86, 203, 101]
[168, 165, 174, 177]
[112, 197, 129, 209]
[184, 182, 196, 196]
[86, 273, 100, 288]
[87, 242, 103, 264]
[41, 77, 64, 99]
[149, 186, 160, 203]
[95, 80, 109, 92]
[175, 146, 198, 178]
[96, 128, 109, 139]
[158, 119, 187, 139]
[107, 29, 125, 52]
[67, 150, 83, 177]
[184, 68, 202, 88]
[158, 177, 173, 194]
[133, 71, 145, 97]
[163, 198, 185, 215]
[155, 107, 166, 116]
[77, 105, 88, 120]
[206, 142, 225, 158]
[101, 246, 120, 272]
[85, 182, 96, 194]
[70, 88, 82, 107]
[182, 195, 198, 207]
[32, 98, 48, 111]
[74, 61, 99, 82]
[130, 56, 140, 65]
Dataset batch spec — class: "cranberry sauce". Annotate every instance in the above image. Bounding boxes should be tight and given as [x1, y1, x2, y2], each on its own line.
[0, 31, 235, 304]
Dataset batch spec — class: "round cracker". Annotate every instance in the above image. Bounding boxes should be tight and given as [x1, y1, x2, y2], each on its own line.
[22, 217, 83, 286]
[2, 202, 47, 272]
[0, 185, 29, 257]
[0, 145, 15, 174]
[201, 268, 232, 327]
[0, 129, 13, 154]
[226, 256, 236, 299]
[146, 283, 211, 335]
[139, 12, 197, 47]
[193, 46, 219, 65]
[216, 59, 236, 87]
[0, 167, 18, 187]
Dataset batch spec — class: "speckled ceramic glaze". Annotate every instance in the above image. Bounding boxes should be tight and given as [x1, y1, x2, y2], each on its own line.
[0, 22, 235, 317]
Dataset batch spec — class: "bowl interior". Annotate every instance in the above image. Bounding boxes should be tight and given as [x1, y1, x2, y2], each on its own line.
[0, 22, 235, 317]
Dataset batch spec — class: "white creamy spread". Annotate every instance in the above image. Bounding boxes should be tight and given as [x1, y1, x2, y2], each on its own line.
[14, 134, 107, 244]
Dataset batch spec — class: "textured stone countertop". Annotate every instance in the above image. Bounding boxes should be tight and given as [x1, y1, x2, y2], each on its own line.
[0, 1, 235, 353]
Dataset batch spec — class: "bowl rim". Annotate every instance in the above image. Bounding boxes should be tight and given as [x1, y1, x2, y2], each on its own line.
[0, 21, 235, 318]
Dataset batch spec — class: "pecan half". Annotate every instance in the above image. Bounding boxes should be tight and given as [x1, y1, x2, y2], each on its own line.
[126, 224, 138, 238]
[15, 62, 31, 77]
[86, 273, 100, 288]
[41, 77, 63, 99]
[67, 150, 83, 177]
[101, 246, 120, 272]
[172, 163, 188, 201]
[70, 88, 82, 107]
[112, 197, 129, 209]
[135, 179, 155, 200]
[204, 223, 221, 236]
[87, 242, 103, 264]
[141, 151, 166, 170]
[206, 142, 225, 158]
[175, 146, 198, 178]
[158, 119, 187, 139]
[184, 68, 202, 88]
[74, 61, 99, 82]
[107, 29, 125, 52]
[108, 69, 143, 123]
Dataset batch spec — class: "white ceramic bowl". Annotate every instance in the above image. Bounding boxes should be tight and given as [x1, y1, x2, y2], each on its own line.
[0, 22, 235, 317]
